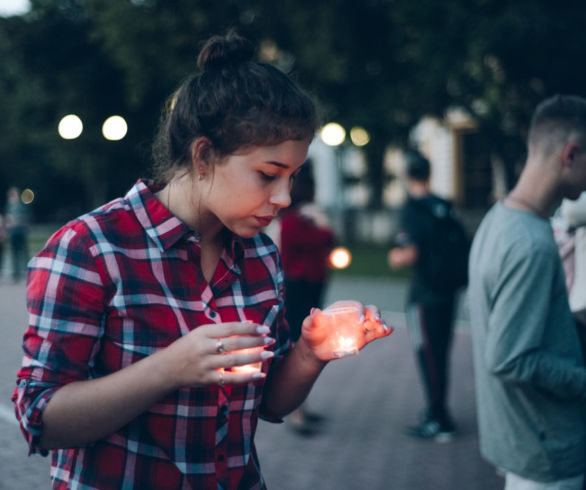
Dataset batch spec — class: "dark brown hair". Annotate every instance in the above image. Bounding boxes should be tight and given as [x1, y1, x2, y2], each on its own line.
[152, 32, 318, 183]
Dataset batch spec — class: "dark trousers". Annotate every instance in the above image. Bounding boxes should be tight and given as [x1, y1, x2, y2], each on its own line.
[284, 279, 325, 342]
[406, 297, 455, 423]
[10, 228, 28, 281]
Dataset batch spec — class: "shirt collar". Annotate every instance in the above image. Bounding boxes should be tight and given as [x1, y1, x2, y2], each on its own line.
[126, 179, 196, 251]
[126, 179, 246, 261]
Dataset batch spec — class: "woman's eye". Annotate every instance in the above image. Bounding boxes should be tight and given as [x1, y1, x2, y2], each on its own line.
[259, 172, 277, 181]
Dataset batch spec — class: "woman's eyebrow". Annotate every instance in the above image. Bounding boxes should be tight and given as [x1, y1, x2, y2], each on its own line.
[265, 161, 289, 169]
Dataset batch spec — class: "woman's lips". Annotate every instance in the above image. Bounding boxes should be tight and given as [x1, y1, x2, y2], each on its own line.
[255, 216, 274, 227]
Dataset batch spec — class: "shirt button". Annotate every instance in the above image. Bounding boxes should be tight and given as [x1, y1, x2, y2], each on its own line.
[209, 311, 217, 318]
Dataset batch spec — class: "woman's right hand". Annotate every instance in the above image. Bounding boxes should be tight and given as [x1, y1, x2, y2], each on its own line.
[161, 322, 275, 389]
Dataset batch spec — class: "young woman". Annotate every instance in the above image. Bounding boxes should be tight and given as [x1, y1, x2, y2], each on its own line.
[13, 33, 391, 489]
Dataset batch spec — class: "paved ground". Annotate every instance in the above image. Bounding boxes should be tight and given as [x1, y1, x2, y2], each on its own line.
[0, 275, 503, 489]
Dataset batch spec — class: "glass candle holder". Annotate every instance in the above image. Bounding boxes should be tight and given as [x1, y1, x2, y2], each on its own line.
[230, 347, 264, 374]
[313, 302, 365, 358]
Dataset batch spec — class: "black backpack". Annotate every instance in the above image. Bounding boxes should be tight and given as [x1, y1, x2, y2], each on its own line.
[411, 198, 471, 293]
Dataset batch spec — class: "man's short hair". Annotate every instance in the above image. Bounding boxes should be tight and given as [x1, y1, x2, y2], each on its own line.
[404, 149, 431, 181]
[529, 95, 586, 156]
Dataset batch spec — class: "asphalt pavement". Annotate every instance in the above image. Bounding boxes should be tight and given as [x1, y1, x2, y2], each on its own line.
[0, 275, 503, 489]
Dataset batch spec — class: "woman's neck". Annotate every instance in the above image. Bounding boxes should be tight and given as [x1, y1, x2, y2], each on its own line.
[156, 177, 222, 240]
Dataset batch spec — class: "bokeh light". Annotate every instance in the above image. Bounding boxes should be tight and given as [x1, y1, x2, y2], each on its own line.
[21, 188, 34, 204]
[102, 115, 128, 141]
[350, 126, 370, 146]
[58, 114, 83, 139]
[320, 122, 346, 146]
[329, 247, 352, 269]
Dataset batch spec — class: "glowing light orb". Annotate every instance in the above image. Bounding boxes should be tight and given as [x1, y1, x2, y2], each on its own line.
[102, 115, 128, 141]
[58, 114, 83, 139]
[329, 247, 352, 269]
[350, 126, 370, 146]
[320, 122, 346, 146]
[21, 188, 34, 204]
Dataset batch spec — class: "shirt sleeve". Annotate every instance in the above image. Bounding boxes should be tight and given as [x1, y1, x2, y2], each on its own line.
[484, 241, 586, 400]
[258, 247, 291, 423]
[12, 222, 107, 455]
[396, 202, 422, 248]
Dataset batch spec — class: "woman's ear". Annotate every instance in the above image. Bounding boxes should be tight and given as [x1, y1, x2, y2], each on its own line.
[191, 137, 213, 180]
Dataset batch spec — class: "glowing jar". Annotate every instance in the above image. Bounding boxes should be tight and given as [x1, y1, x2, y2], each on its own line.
[313, 302, 365, 358]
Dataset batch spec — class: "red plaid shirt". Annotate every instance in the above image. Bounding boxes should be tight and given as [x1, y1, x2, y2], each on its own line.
[13, 180, 290, 490]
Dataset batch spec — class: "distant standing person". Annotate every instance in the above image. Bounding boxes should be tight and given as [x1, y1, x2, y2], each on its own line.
[279, 161, 335, 431]
[281, 162, 335, 343]
[0, 212, 7, 277]
[389, 149, 469, 442]
[5, 186, 30, 282]
[468, 94, 586, 490]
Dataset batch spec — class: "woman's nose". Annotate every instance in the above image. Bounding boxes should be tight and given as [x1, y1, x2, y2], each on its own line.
[269, 180, 292, 208]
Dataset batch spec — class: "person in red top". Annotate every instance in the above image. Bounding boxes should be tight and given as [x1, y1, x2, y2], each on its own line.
[280, 162, 335, 432]
[280, 162, 335, 343]
[13, 32, 391, 489]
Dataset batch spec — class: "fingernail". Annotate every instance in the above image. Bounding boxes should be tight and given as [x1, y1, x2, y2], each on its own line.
[257, 325, 271, 335]
[264, 336, 275, 345]
[260, 350, 274, 359]
[252, 372, 266, 379]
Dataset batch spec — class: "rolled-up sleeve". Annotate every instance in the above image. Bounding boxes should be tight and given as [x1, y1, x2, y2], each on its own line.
[12, 222, 106, 454]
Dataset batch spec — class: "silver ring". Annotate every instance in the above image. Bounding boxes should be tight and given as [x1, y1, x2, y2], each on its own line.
[216, 339, 226, 354]
[218, 371, 224, 387]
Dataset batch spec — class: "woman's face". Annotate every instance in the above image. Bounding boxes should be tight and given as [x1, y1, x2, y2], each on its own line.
[200, 139, 310, 238]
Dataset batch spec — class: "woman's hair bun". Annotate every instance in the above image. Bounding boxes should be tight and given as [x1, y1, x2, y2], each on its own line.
[197, 32, 255, 72]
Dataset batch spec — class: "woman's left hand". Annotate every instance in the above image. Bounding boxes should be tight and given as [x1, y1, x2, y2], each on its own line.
[300, 300, 393, 361]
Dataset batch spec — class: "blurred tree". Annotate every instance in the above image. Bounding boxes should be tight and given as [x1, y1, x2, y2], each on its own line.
[1, 0, 586, 220]
[398, 0, 586, 191]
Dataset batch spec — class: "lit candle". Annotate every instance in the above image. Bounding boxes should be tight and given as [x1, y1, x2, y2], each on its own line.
[231, 347, 263, 374]
[314, 302, 365, 358]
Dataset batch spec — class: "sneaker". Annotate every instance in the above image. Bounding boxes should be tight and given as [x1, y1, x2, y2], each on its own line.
[407, 419, 456, 443]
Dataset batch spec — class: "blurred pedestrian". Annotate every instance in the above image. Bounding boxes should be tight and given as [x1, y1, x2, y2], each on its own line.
[468, 94, 586, 490]
[279, 161, 335, 432]
[5, 186, 30, 282]
[0, 211, 7, 278]
[12, 32, 391, 490]
[388, 149, 469, 442]
[558, 192, 586, 358]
